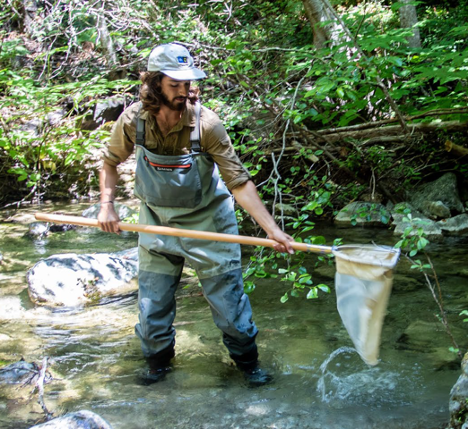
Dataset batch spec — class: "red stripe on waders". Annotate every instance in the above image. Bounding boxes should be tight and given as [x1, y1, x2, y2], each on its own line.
[144, 156, 191, 169]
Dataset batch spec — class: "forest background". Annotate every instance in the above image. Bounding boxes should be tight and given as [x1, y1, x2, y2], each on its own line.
[1, 0, 467, 212]
[1, 0, 468, 293]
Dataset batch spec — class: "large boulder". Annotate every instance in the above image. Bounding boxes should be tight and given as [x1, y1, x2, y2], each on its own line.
[27, 248, 138, 307]
[29, 410, 113, 429]
[409, 173, 465, 218]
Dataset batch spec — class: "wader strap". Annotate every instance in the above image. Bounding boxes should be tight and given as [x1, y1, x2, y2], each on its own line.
[136, 115, 145, 146]
[190, 101, 201, 152]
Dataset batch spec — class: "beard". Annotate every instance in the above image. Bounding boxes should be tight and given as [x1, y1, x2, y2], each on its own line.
[160, 91, 186, 111]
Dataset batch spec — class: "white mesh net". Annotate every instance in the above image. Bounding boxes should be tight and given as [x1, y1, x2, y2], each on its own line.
[333, 245, 401, 366]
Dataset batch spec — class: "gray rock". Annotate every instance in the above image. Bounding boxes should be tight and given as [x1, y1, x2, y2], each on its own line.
[437, 213, 468, 236]
[390, 202, 416, 224]
[46, 109, 66, 126]
[0, 360, 39, 385]
[393, 217, 443, 241]
[25, 222, 50, 239]
[27, 248, 138, 307]
[334, 201, 391, 227]
[29, 410, 113, 429]
[82, 203, 137, 222]
[275, 203, 297, 217]
[449, 352, 468, 429]
[19, 118, 42, 136]
[420, 200, 451, 219]
[409, 172, 465, 217]
[81, 97, 128, 131]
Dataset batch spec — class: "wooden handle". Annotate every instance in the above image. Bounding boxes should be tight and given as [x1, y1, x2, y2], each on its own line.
[34, 213, 333, 254]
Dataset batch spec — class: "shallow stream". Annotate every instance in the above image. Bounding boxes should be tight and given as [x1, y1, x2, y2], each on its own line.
[0, 203, 467, 429]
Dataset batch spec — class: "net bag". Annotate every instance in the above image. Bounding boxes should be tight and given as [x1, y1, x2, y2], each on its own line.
[333, 244, 401, 366]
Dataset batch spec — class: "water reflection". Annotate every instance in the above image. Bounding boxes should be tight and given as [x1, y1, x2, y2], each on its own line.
[0, 205, 467, 428]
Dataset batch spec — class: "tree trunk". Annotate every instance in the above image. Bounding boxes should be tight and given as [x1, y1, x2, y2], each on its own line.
[22, 0, 38, 34]
[399, 0, 422, 49]
[301, 0, 339, 48]
[97, 14, 118, 67]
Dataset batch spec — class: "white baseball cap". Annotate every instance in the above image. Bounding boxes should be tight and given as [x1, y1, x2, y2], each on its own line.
[147, 43, 206, 80]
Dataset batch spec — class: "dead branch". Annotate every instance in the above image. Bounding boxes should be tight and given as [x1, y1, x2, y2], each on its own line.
[445, 140, 468, 158]
[34, 357, 54, 421]
[318, 107, 468, 135]
[306, 120, 468, 144]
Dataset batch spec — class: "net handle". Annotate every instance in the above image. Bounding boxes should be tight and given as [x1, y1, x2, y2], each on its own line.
[35, 213, 334, 254]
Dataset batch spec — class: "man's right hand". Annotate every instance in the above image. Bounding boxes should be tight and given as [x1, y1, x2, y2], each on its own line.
[97, 203, 121, 234]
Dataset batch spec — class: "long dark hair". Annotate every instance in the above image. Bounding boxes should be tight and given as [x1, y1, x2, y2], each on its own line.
[139, 71, 200, 115]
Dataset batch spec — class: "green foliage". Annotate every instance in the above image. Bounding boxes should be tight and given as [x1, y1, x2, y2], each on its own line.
[242, 237, 334, 303]
[393, 210, 430, 257]
[347, 203, 391, 226]
[0, 66, 136, 203]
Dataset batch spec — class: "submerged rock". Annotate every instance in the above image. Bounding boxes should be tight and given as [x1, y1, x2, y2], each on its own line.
[29, 410, 113, 429]
[82, 203, 137, 221]
[27, 248, 138, 307]
[0, 360, 39, 385]
[25, 222, 50, 239]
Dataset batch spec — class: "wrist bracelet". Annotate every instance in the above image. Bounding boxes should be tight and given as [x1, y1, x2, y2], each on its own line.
[101, 201, 114, 204]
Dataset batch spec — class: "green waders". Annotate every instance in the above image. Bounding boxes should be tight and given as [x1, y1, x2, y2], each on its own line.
[133, 103, 258, 369]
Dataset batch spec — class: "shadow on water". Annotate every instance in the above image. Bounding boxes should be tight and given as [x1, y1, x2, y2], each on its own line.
[0, 205, 466, 428]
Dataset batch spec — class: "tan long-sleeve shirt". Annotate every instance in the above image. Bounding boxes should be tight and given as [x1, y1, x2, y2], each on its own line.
[102, 101, 251, 191]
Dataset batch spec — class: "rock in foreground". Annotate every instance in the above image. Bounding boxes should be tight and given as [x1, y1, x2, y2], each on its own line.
[27, 248, 138, 307]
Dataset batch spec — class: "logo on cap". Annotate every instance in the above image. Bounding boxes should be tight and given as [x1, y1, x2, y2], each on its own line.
[177, 56, 188, 64]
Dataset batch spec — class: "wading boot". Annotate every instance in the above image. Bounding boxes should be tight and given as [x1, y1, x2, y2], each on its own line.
[231, 348, 273, 387]
[140, 344, 175, 386]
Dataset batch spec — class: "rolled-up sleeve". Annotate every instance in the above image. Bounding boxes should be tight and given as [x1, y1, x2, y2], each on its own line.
[102, 106, 137, 167]
[203, 120, 251, 191]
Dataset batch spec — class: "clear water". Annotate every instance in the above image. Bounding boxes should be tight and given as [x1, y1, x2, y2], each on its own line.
[0, 203, 467, 429]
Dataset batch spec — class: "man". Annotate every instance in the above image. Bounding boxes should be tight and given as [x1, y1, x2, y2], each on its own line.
[98, 43, 294, 386]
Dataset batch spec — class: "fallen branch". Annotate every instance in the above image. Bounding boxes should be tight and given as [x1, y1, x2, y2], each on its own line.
[307, 120, 468, 144]
[34, 357, 54, 421]
[445, 140, 468, 158]
[318, 107, 468, 135]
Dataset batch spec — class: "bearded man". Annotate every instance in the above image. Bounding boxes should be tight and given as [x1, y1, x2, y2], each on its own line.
[98, 43, 293, 386]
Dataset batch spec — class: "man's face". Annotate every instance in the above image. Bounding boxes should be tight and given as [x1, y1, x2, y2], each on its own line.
[160, 76, 191, 111]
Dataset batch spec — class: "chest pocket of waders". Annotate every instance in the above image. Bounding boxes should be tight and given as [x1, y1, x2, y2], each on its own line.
[134, 102, 204, 208]
[134, 148, 203, 208]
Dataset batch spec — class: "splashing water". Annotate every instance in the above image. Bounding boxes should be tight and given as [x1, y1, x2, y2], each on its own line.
[317, 346, 357, 402]
[317, 346, 419, 408]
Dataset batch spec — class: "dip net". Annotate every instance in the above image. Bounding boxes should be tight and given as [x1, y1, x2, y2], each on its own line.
[333, 244, 401, 366]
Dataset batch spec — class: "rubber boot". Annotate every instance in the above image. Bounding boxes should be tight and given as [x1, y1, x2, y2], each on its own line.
[230, 346, 273, 387]
[140, 342, 175, 386]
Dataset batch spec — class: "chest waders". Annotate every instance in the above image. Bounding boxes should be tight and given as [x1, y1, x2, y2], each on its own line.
[133, 102, 258, 367]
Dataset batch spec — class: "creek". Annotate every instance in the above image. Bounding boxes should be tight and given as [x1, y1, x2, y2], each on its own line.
[0, 202, 467, 429]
